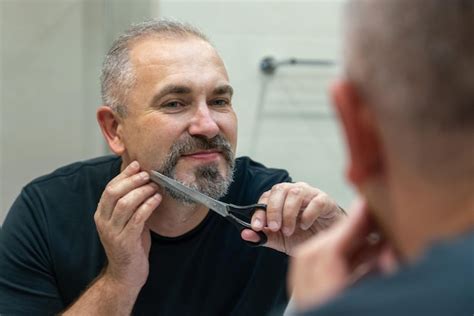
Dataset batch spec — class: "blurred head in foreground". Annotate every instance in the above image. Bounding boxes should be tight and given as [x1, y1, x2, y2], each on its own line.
[334, 0, 474, 259]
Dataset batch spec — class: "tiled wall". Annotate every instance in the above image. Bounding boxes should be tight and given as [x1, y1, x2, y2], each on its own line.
[156, 0, 354, 207]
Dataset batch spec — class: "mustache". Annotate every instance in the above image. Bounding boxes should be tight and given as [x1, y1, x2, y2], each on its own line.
[173, 135, 233, 160]
[160, 134, 234, 176]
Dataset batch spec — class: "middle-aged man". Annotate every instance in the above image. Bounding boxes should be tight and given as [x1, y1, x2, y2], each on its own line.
[289, 0, 474, 315]
[0, 20, 344, 315]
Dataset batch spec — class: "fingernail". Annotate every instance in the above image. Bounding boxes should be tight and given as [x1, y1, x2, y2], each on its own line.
[140, 172, 149, 180]
[282, 227, 291, 236]
[268, 221, 279, 231]
[130, 161, 139, 169]
[253, 218, 263, 229]
[300, 223, 308, 230]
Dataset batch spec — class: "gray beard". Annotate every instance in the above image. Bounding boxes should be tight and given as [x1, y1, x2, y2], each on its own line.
[166, 162, 234, 205]
[157, 135, 235, 204]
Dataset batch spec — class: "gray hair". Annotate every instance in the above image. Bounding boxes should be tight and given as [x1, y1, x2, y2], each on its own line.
[344, 0, 474, 132]
[344, 0, 474, 179]
[100, 19, 210, 116]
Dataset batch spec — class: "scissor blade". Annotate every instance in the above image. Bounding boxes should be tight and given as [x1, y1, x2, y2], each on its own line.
[149, 170, 229, 217]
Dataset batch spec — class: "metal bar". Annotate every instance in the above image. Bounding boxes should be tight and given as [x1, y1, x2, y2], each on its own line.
[260, 56, 336, 75]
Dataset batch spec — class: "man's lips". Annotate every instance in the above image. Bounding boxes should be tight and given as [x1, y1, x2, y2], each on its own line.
[181, 150, 222, 160]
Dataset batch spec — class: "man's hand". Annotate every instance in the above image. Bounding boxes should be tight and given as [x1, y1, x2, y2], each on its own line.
[94, 161, 161, 290]
[63, 161, 161, 315]
[241, 182, 345, 255]
[287, 198, 397, 311]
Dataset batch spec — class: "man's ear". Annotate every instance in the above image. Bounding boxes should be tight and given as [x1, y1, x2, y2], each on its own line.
[330, 80, 384, 186]
[97, 105, 125, 155]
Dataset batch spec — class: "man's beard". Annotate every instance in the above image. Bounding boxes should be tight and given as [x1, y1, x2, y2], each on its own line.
[156, 134, 235, 204]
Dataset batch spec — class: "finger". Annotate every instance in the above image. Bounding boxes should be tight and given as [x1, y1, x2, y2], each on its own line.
[251, 209, 266, 231]
[122, 193, 162, 238]
[257, 190, 270, 204]
[299, 193, 335, 231]
[339, 198, 371, 240]
[332, 198, 375, 255]
[265, 183, 289, 232]
[252, 191, 270, 230]
[240, 229, 261, 243]
[98, 170, 152, 220]
[111, 183, 159, 231]
[377, 244, 399, 274]
[108, 161, 141, 186]
[281, 186, 304, 236]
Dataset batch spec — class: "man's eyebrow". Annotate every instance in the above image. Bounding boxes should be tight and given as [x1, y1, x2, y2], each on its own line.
[213, 85, 233, 97]
[151, 85, 192, 105]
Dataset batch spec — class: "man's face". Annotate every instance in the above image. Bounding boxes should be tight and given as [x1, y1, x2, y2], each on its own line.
[118, 36, 238, 201]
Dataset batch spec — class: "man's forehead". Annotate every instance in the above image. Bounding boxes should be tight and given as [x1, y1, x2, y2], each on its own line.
[129, 35, 220, 66]
[125, 36, 231, 104]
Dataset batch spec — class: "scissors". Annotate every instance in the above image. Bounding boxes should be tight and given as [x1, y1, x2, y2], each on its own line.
[149, 170, 268, 246]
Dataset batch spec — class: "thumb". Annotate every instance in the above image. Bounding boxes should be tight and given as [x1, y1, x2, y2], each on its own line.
[240, 229, 261, 243]
[333, 197, 372, 255]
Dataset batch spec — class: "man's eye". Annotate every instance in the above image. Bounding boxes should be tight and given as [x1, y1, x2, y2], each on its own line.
[211, 99, 230, 107]
[162, 101, 185, 109]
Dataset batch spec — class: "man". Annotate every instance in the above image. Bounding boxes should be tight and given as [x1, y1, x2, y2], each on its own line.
[289, 0, 474, 315]
[0, 20, 343, 315]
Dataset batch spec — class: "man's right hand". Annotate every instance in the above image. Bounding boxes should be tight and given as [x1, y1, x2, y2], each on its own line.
[288, 198, 397, 311]
[94, 161, 161, 290]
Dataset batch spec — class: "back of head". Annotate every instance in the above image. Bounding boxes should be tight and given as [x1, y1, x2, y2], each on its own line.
[100, 19, 210, 117]
[344, 0, 474, 183]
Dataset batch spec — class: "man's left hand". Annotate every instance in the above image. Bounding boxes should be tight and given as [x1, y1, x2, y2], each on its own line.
[241, 182, 345, 255]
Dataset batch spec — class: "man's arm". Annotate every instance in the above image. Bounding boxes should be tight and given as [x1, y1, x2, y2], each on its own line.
[62, 272, 140, 315]
[62, 161, 161, 315]
[0, 190, 64, 314]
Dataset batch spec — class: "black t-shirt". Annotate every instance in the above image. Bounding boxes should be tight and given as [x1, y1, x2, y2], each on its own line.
[0, 155, 292, 316]
[298, 232, 474, 316]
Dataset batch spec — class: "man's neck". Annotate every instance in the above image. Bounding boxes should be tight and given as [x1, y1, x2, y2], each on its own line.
[378, 178, 474, 262]
[146, 196, 209, 238]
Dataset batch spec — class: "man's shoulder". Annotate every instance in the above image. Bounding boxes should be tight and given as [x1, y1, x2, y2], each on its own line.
[224, 157, 291, 204]
[235, 156, 291, 181]
[303, 232, 474, 316]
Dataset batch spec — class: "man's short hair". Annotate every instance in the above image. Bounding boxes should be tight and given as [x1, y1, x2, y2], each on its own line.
[344, 0, 474, 132]
[100, 19, 210, 116]
[344, 0, 474, 179]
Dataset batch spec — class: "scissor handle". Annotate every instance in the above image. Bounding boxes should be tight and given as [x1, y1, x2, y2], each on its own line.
[226, 203, 267, 247]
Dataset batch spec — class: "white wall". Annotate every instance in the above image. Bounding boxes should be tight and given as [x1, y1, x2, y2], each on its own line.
[1, 1, 94, 223]
[155, 0, 354, 207]
[0, 0, 151, 223]
[0, 1, 3, 224]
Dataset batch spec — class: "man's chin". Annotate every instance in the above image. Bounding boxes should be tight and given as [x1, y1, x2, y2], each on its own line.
[173, 159, 226, 181]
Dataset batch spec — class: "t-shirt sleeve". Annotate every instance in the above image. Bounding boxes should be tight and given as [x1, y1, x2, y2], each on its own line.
[0, 187, 64, 315]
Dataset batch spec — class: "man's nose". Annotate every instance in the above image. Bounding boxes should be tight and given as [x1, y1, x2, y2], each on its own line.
[188, 104, 220, 139]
